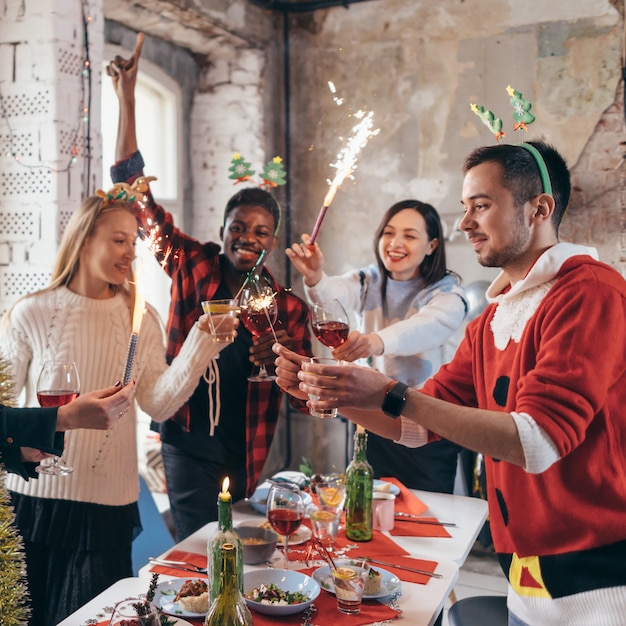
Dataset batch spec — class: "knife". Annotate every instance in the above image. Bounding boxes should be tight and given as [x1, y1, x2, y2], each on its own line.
[362, 556, 443, 579]
[394, 512, 457, 527]
[148, 557, 207, 575]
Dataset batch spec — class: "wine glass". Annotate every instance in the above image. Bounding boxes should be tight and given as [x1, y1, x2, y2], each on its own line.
[109, 597, 160, 626]
[36, 360, 80, 475]
[266, 483, 305, 569]
[311, 299, 350, 350]
[239, 276, 279, 382]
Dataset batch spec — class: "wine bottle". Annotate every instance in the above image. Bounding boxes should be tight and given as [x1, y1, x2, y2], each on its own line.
[345, 425, 373, 541]
[207, 480, 243, 603]
[204, 543, 252, 626]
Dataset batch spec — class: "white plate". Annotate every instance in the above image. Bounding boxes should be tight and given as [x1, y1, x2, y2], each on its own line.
[244, 568, 320, 616]
[374, 479, 400, 496]
[154, 578, 208, 618]
[237, 518, 312, 545]
[312, 563, 402, 599]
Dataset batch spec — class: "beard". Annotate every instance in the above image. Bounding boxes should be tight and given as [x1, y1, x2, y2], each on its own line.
[476, 211, 531, 269]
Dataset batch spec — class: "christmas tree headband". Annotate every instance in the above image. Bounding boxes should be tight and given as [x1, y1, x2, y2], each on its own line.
[470, 85, 552, 196]
[95, 176, 157, 206]
[228, 153, 287, 189]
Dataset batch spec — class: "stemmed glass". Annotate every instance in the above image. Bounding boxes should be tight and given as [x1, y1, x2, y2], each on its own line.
[36, 360, 80, 475]
[109, 597, 160, 625]
[239, 276, 279, 382]
[311, 299, 350, 350]
[266, 483, 305, 569]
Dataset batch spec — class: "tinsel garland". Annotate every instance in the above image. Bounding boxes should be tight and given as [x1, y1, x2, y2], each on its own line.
[0, 354, 31, 625]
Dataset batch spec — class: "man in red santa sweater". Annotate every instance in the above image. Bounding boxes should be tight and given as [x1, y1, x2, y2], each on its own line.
[275, 140, 626, 625]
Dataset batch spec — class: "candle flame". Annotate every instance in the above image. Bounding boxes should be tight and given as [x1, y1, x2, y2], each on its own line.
[130, 263, 146, 334]
[222, 476, 230, 493]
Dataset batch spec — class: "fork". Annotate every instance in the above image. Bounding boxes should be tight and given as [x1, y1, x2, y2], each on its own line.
[148, 557, 207, 575]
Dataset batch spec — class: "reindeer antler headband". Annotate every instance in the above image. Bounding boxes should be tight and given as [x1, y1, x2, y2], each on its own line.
[470, 85, 552, 196]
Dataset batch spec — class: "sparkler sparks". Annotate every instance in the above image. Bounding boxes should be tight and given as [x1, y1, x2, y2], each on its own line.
[310, 108, 380, 244]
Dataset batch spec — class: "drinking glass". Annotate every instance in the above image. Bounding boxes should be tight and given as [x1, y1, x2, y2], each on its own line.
[332, 560, 370, 615]
[239, 276, 278, 382]
[36, 360, 80, 475]
[109, 597, 160, 626]
[266, 483, 305, 569]
[311, 299, 350, 349]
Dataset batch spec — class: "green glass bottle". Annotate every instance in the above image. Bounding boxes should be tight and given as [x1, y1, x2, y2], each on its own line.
[207, 485, 243, 603]
[345, 426, 373, 541]
[204, 543, 253, 626]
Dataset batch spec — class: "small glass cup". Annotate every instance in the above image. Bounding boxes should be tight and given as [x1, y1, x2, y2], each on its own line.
[201, 299, 239, 343]
[307, 357, 340, 418]
[332, 560, 370, 615]
[310, 505, 341, 545]
[315, 474, 346, 513]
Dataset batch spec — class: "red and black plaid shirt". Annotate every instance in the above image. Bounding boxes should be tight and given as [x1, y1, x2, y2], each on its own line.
[112, 152, 312, 494]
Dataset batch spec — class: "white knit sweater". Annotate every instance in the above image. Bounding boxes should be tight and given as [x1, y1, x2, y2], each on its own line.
[0, 287, 221, 506]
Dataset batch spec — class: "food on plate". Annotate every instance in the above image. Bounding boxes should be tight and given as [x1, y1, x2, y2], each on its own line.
[374, 481, 391, 493]
[245, 582, 310, 606]
[364, 568, 383, 595]
[174, 578, 209, 613]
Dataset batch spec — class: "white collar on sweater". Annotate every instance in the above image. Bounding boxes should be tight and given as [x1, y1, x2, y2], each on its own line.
[487, 243, 598, 350]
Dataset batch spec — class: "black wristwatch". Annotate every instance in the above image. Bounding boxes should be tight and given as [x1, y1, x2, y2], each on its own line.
[381, 381, 409, 418]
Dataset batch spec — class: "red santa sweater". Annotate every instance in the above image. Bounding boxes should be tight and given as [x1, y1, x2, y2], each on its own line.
[422, 244, 626, 624]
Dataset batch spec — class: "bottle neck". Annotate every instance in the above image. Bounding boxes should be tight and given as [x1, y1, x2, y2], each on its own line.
[219, 543, 237, 595]
[217, 496, 233, 531]
[353, 431, 368, 462]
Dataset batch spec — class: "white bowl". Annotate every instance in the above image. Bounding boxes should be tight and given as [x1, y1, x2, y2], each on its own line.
[243, 568, 320, 616]
[247, 483, 313, 515]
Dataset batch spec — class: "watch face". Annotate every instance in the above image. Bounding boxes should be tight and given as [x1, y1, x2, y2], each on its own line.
[382, 382, 408, 418]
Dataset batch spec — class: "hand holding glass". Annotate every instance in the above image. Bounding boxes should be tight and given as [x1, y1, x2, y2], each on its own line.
[266, 483, 305, 569]
[36, 360, 80, 475]
[307, 357, 341, 418]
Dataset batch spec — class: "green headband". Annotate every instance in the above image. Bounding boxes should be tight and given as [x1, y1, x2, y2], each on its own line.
[516, 143, 553, 196]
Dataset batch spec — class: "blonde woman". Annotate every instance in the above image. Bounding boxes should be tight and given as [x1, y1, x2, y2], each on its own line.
[0, 189, 232, 625]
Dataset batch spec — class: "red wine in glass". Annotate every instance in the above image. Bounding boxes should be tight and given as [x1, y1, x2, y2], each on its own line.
[267, 509, 304, 536]
[37, 391, 80, 407]
[36, 360, 80, 475]
[266, 484, 305, 569]
[311, 299, 350, 349]
[240, 309, 274, 337]
[313, 320, 350, 349]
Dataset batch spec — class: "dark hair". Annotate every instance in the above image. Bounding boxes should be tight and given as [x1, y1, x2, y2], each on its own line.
[373, 200, 451, 300]
[462, 140, 570, 232]
[223, 187, 281, 233]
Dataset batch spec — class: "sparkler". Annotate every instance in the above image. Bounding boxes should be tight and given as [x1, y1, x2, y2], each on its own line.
[310, 108, 380, 245]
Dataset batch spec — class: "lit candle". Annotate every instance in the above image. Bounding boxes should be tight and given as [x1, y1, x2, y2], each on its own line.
[220, 476, 231, 501]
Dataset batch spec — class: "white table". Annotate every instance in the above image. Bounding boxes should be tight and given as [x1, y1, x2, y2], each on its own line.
[60, 490, 486, 626]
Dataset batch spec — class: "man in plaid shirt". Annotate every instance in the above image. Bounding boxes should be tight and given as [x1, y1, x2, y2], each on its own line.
[109, 36, 312, 540]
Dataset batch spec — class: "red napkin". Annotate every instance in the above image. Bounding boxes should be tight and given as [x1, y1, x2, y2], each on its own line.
[380, 477, 452, 538]
[148, 548, 207, 578]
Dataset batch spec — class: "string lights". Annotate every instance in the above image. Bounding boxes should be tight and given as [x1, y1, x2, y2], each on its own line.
[0, 0, 94, 184]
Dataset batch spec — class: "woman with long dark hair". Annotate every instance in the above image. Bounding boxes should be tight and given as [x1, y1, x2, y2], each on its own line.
[287, 199, 467, 492]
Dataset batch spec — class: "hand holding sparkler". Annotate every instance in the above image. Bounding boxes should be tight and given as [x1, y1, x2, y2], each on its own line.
[310, 109, 379, 245]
